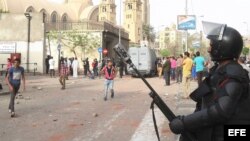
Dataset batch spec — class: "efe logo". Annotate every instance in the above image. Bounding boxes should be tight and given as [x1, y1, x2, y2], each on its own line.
[224, 125, 250, 140]
[228, 129, 246, 136]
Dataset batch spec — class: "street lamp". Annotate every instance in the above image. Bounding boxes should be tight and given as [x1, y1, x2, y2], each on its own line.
[24, 12, 32, 72]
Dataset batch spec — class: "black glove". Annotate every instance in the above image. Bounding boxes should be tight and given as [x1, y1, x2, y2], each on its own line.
[169, 115, 185, 134]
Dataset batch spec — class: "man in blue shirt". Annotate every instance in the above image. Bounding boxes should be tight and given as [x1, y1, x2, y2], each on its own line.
[193, 51, 205, 86]
[5, 58, 25, 117]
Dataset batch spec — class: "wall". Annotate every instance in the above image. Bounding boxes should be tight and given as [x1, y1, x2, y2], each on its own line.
[0, 13, 45, 73]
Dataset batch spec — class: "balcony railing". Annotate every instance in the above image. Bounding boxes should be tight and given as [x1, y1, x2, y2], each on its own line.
[45, 20, 128, 39]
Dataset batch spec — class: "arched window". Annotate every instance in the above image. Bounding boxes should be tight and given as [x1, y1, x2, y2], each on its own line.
[26, 6, 35, 12]
[61, 14, 68, 30]
[40, 9, 47, 23]
[51, 11, 58, 23]
[62, 14, 68, 22]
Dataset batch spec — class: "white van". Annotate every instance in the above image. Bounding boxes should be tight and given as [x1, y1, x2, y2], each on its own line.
[128, 47, 157, 76]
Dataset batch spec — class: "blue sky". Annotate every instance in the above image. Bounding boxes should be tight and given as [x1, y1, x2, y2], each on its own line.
[50, 0, 250, 35]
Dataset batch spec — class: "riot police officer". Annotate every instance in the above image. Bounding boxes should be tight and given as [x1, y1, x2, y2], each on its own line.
[169, 22, 250, 141]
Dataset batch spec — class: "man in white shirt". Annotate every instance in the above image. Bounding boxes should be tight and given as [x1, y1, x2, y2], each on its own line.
[49, 57, 55, 78]
[72, 57, 78, 78]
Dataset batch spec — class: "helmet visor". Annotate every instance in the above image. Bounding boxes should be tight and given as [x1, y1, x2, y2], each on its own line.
[202, 21, 227, 41]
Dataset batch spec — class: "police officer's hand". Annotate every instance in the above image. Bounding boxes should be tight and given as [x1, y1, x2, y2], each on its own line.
[169, 115, 185, 134]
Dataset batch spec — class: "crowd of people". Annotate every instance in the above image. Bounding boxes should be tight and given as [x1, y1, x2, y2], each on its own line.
[156, 51, 207, 98]
[45, 56, 126, 102]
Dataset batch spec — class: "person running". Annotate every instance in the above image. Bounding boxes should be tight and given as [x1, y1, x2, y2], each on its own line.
[101, 59, 116, 101]
[59, 58, 68, 90]
[5, 58, 25, 118]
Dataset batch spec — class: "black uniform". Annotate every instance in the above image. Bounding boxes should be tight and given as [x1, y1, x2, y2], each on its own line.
[169, 22, 250, 141]
[177, 62, 250, 141]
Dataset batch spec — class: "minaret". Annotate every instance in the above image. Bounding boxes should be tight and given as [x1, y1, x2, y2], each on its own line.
[123, 0, 142, 44]
[98, 0, 116, 24]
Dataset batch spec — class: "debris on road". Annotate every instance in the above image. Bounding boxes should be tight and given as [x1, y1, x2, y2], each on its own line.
[93, 113, 98, 117]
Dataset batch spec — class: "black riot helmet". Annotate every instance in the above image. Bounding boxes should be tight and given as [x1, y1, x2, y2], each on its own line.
[203, 21, 243, 61]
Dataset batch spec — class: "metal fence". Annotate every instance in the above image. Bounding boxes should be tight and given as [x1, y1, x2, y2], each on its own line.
[0, 63, 38, 76]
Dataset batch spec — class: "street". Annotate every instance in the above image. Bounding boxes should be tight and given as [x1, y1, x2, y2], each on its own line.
[0, 75, 197, 141]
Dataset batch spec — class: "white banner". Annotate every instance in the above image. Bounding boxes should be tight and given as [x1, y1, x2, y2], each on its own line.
[0, 42, 16, 53]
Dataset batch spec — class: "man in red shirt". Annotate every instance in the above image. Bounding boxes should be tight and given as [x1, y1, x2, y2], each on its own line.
[101, 59, 116, 101]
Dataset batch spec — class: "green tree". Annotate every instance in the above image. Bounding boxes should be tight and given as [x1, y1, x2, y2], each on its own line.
[164, 36, 177, 56]
[64, 31, 100, 59]
[242, 47, 249, 56]
[142, 24, 155, 42]
[47, 30, 101, 59]
[160, 49, 170, 57]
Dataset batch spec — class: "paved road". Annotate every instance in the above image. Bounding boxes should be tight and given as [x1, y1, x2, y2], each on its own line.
[0, 75, 198, 141]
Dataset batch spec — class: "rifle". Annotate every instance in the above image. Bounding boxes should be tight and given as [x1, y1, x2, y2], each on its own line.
[113, 43, 196, 141]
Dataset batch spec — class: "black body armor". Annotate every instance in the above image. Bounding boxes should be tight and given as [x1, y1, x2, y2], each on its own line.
[181, 61, 250, 141]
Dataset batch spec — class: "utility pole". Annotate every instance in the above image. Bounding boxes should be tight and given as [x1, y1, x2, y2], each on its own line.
[185, 0, 188, 52]
[24, 12, 32, 72]
[57, 32, 62, 71]
[119, 0, 122, 44]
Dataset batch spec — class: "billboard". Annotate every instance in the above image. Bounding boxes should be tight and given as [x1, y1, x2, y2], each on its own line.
[177, 15, 196, 30]
[192, 41, 200, 48]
